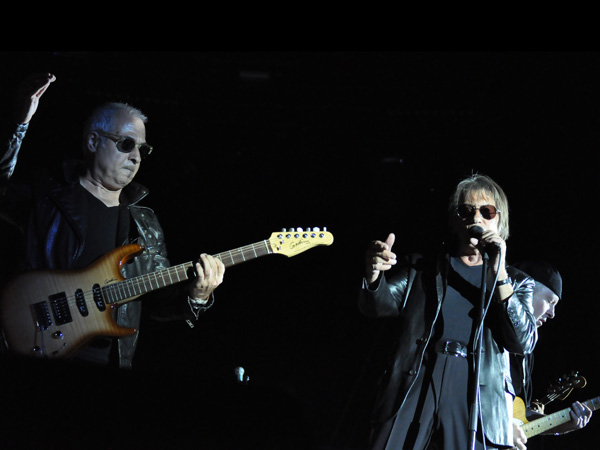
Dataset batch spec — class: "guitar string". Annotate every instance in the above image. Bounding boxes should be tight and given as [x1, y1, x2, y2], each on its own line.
[41, 233, 328, 314]
[38, 233, 327, 309]
[43, 240, 273, 312]
[524, 396, 600, 436]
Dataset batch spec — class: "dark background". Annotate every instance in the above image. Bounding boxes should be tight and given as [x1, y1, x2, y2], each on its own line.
[1, 51, 599, 449]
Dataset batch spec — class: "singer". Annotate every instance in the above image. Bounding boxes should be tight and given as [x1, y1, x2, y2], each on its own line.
[359, 174, 537, 450]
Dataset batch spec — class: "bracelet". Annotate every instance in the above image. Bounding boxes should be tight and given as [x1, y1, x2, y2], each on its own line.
[497, 277, 512, 287]
[188, 296, 209, 307]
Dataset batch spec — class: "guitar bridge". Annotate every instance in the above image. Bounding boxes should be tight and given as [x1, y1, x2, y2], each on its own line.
[32, 301, 53, 330]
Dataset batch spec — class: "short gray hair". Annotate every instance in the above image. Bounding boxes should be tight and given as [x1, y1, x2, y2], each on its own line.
[82, 102, 148, 151]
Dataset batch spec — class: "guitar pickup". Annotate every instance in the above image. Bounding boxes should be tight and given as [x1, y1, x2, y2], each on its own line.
[75, 288, 89, 316]
[93, 284, 106, 311]
[48, 292, 73, 325]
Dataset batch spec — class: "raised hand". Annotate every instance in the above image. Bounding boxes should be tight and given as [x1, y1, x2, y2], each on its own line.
[14, 73, 56, 124]
[365, 233, 397, 285]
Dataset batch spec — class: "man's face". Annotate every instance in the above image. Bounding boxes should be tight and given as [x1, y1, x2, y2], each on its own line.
[452, 190, 500, 248]
[533, 283, 559, 327]
[92, 112, 146, 190]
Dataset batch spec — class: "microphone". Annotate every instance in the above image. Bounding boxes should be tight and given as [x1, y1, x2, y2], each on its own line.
[468, 226, 501, 254]
[468, 225, 485, 240]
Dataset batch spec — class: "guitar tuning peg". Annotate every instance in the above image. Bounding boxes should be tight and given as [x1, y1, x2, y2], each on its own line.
[297, 227, 303, 232]
[312, 227, 320, 232]
[281, 228, 287, 232]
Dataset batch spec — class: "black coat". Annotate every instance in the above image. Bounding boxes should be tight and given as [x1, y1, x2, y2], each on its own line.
[358, 251, 537, 447]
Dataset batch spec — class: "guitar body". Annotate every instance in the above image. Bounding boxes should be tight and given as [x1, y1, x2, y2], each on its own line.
[513, 396, 529, 425]
[0, 244, 143, 359]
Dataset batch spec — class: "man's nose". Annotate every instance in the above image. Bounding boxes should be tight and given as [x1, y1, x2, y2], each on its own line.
[129, 147, 141, 164]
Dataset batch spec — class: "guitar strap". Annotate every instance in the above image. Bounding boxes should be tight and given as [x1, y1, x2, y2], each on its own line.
[510, 352, 535, 410]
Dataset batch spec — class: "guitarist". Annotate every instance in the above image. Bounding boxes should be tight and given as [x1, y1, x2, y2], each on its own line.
[509, 260, 592, 449]
[0, 73, 225, 368]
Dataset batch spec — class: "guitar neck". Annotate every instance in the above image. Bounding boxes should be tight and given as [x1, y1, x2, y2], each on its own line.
[523, 396, 600, 438]
[102, 240, 273, 304]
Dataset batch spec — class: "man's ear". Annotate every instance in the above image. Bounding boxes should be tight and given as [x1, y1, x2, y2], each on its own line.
[85, 131, 100, 154]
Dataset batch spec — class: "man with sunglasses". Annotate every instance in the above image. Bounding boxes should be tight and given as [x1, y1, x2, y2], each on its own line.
[0, 73, 225, 368]
[359, 174, 537, 450]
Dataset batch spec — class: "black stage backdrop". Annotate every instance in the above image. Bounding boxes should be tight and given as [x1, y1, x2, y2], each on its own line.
[0, 51, 598, 449]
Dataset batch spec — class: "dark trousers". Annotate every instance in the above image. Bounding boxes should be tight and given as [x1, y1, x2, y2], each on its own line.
[369, 352, 503, 450]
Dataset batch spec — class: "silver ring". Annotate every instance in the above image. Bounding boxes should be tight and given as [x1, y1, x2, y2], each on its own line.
[372, 264, 377, 270]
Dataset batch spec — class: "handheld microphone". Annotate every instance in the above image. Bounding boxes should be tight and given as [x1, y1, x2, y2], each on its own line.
[468, 225, 485, 240]
[468, 226, 501, 254]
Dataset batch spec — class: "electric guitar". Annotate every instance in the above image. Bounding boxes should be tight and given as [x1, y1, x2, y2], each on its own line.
[0, 228, 333, 359]
[513, 373, 592, 438]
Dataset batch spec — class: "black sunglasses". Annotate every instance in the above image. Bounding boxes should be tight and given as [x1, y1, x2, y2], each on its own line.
[456, 204, 500, 220]
[95, 130, 153, 159]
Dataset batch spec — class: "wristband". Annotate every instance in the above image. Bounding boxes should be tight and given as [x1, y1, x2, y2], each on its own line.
[496, 277, 512, 287]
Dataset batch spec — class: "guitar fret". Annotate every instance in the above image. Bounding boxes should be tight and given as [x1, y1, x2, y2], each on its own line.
[134, 277, 143, 293]
[148, 273, 156, 291]
[103, 286, 113, 304]
[110, 284, 119, 302]
[587, 397, 600, 410]
[137, 276, 146, 292]
[126, 279, 134, 297]
[121, 281, 130, 300]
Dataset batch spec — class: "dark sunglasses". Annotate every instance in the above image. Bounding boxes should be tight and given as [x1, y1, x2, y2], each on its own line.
[95, 130, 153, 159]
[456, 204, 500, 220]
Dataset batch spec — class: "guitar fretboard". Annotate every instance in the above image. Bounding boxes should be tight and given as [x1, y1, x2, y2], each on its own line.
[523, 396, 600, 437]
[102, 240, 273, 304]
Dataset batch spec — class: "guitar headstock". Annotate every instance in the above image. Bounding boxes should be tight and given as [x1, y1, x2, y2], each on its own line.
[544, 371, 587, 403]
[269, 227, 334, 257]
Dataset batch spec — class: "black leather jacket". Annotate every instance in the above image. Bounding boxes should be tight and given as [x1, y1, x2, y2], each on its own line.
[1, 123, 210, 368]
[359, 251, 537, 447]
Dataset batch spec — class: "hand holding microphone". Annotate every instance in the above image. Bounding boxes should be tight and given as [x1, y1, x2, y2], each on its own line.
[468, 226, 502, 256]
[468, 225, 510, 291]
